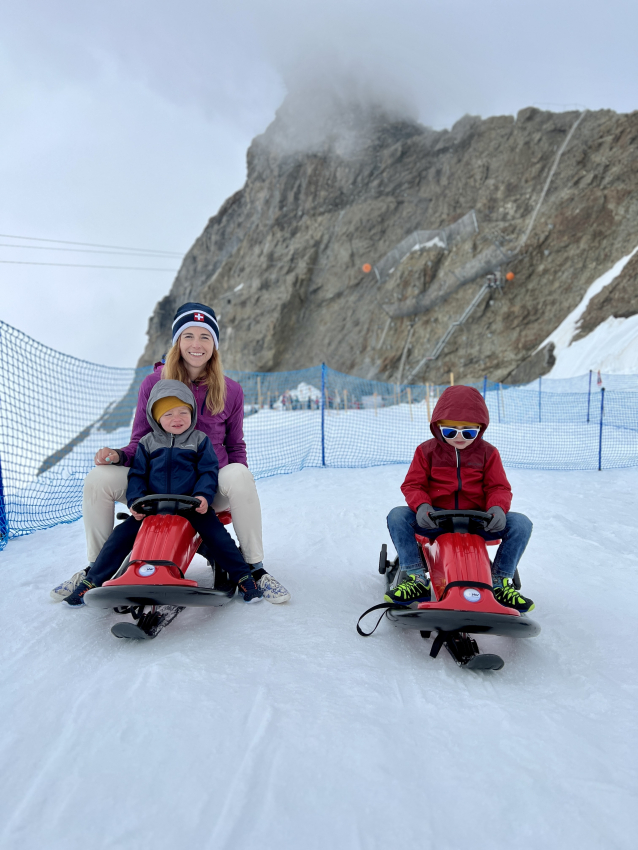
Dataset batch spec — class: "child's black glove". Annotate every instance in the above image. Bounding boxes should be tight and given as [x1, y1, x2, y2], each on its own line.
[486, 506, 506, 532]
[416, 503, 437, 529]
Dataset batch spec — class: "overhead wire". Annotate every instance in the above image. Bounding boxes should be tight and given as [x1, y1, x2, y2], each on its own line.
[0, 242, 183, 258]
[0, 232, 370, 274]
[0, 260, 178, 271]
[0, 233, 183, 257]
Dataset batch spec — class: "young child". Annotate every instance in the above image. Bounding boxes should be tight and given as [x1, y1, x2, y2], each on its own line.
[385, 385, 534, 611]
[64, 379, 263, 606]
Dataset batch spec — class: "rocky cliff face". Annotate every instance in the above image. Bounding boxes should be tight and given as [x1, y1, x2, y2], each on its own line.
[139, 102, 638, 384]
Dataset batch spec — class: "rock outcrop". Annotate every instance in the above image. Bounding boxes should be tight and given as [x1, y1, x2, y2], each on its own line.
[139, 102, 638, 384]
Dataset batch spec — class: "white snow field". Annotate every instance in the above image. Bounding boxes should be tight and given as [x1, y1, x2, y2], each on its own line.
[1, 465, 637, 850]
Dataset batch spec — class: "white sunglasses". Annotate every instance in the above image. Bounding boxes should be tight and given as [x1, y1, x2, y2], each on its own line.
[439, 426, 480, 440]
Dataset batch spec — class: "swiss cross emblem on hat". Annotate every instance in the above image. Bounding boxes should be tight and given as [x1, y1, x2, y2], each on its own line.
[193, 312, 205, 321]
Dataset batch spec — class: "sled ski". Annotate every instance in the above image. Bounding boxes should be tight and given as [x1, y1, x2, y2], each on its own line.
[429, 630, 504, 670]
[111, 605, 185, 640]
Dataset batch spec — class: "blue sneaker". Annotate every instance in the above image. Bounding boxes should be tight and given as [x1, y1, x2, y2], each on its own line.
[238, 574, 263, 603]
[63, 578, 97, 607]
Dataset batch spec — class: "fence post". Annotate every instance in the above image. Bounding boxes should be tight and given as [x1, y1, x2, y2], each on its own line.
[482, 376, 487, 399]
[587, 369, 592, 423]
[0, 456, 8, 550]
[321, 363, 326, 467]
[538, 376, 542, 423]
[598, 387, 605, 471]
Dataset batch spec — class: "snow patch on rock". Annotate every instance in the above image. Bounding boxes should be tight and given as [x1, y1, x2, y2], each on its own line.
[537, 245, 638, 378]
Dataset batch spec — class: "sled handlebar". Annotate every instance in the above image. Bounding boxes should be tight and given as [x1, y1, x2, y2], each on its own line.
[130, 494, 202, 515]
[428, 509, 494, 531]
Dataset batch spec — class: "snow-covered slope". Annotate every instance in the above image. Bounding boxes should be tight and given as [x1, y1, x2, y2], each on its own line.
[540, 246, 638, 378]
[1, 466, 637, 850]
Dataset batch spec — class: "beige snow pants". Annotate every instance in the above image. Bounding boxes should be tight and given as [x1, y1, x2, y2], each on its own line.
[82, 463, 264, 565]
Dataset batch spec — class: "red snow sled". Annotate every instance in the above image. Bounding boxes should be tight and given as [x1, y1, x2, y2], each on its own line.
[360, 510, 540, 671]
[83, 494, 237, 612]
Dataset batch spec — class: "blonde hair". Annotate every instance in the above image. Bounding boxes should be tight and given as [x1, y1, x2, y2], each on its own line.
[162, 341, 227, 415]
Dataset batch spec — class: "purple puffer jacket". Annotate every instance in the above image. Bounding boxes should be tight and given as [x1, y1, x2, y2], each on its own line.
[116, 362, 248, 469]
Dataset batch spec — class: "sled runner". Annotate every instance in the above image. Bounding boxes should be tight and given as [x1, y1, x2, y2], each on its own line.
[359, 510, 540, 671]
[84, 495, 236, 638]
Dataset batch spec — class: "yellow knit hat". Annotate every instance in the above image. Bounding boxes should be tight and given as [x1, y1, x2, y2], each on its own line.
[152, 396, 193, 423]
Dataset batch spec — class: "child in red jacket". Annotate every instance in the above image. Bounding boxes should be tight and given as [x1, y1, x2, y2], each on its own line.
[386, 385, 534, 611]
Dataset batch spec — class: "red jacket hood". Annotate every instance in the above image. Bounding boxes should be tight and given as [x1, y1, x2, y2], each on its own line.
[430, 386, 489, 443]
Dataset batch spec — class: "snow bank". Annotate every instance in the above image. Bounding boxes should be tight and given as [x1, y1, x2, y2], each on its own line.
[1, 466, 636, 849]
[548, 314, 638, 378]
[538, 245, 638, 378]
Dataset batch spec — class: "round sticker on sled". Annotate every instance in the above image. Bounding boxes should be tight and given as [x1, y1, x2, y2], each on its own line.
[463, 588, 481, 603]
[138, 564, 156, 577]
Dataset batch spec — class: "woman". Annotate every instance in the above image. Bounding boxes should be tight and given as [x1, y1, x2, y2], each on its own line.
[51, 301, 290, 604]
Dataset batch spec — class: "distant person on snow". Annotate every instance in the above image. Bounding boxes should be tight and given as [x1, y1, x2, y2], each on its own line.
[63, 380, 263, 606]
[385, 385, 535, 610]
[50, 301, 290, 605]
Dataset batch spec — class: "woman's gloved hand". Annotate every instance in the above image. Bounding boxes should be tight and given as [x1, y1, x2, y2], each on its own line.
[486, 506, 507, 532]
[416, 503, 437, 529]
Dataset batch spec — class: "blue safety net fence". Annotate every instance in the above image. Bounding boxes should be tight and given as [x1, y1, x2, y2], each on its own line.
[1, 319, 637, 550]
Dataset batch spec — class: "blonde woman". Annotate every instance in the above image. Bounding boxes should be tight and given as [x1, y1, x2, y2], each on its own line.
[51, 302, 290, 603]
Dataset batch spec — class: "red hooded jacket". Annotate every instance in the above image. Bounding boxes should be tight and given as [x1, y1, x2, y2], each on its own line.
[401, 385, 512, 514]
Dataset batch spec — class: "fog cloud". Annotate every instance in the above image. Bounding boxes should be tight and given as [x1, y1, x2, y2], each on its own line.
[8, 0, 638, 131]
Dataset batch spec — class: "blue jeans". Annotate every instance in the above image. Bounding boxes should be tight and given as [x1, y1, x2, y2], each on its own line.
[386, 506, 533, 582]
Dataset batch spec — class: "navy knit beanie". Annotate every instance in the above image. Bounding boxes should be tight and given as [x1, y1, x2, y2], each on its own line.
[172, 302, 219, 349]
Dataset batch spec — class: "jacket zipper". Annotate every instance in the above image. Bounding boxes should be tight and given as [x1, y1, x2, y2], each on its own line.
[455, 448, 461, 509]
[192, 380, 206, 416]
[167, 434, 174, 493]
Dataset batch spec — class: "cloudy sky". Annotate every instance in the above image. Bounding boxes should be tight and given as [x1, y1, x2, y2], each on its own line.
[1, 0, 636, 367]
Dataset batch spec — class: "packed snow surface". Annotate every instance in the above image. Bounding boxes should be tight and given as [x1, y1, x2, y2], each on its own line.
[1, 465, 637, 850]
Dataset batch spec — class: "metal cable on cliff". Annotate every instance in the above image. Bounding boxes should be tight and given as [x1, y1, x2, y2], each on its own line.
[516, 110, 588, 251]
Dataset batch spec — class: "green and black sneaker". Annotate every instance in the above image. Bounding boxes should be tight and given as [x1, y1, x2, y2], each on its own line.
[384, 574, 431, 606]
[493, 577, 535, 613]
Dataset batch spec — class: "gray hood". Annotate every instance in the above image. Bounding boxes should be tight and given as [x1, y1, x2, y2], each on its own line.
[145, 379, 198, 447]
